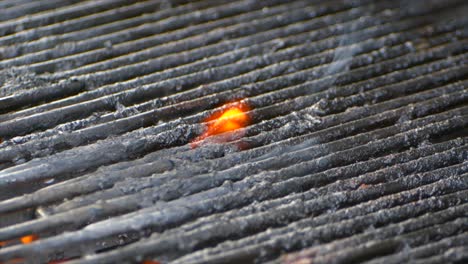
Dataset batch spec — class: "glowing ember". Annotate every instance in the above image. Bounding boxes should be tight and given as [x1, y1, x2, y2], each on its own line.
[20, 234, 38, 244]
[191, 101, 250, 147]
[48, 260, 69, 264]
[0, 234, 39, 249]
[142, 260, 161, 264]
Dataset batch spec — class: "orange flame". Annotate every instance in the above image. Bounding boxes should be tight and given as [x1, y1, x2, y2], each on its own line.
[191, 101, 250, 147]
[20, 234, 38, 244]
[0, 234, 39, 248]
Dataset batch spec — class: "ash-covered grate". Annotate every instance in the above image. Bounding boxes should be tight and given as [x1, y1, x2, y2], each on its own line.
[0, 0, 467, 263]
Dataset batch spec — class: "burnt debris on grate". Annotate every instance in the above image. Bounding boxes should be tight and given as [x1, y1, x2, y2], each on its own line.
[0, 0, 467, 263]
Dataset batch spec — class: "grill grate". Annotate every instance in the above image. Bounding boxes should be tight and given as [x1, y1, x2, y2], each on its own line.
[0, 0, 467, 263]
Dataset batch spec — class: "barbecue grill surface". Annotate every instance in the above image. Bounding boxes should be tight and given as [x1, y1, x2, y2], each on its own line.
[0, 0, 467, 263]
